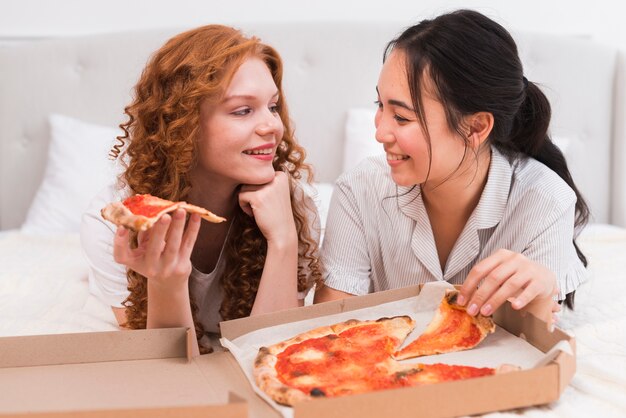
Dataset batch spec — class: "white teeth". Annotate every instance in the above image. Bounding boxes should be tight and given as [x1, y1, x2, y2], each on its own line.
[387, 153, 409, 161]
[243, 148, 272, 155]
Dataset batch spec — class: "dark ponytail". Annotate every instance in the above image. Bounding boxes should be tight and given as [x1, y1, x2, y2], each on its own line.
[509, 83, 589, 309]
[387, 9, 588, 308]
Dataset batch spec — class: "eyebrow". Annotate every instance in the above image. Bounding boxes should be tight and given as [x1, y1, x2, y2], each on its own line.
[388, 99, 415, 112]
[375, 87, 415, 112]
[223, 91, 280, 102]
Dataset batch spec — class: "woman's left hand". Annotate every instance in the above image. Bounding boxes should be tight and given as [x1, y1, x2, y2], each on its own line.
[238, 171, 297, 246]
[457, 249, 557, 317]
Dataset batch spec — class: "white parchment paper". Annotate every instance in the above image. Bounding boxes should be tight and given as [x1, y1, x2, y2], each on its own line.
[220, 282, 568, 418]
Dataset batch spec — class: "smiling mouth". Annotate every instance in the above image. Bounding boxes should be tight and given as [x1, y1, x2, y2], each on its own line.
[387, 153, 410, 161]
[243, 148, 273, 155]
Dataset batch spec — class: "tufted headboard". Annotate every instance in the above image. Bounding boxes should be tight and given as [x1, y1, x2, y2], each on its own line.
[0, 22, 623, 229]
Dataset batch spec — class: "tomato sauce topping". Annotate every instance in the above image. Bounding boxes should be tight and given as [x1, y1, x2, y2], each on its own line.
[275, 323, 494, 398]
[123, 195, 175, 217]
[400, 307, 481, 355]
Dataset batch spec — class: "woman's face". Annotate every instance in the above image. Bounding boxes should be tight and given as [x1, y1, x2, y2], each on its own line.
[193, 57, 284, 189]
[375, 49, 468, 188]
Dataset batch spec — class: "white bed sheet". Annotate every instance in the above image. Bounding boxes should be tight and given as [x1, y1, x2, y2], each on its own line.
[0, 231, 117, 336]
[0, 225, 624, 416]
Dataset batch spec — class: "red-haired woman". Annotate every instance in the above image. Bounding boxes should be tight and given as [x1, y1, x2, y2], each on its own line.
[81, 25, 322, 355]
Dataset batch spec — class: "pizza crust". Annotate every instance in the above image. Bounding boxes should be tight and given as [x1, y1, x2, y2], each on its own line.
[101, 194, 225, 231]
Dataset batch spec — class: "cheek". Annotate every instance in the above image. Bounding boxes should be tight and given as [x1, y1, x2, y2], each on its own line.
[397, 127, 425, 155]
[277, 122, 285, 140]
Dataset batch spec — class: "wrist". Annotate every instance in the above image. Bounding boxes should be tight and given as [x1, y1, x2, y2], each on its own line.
[147, 279, 189, 299]
[266, 228, 298, 251]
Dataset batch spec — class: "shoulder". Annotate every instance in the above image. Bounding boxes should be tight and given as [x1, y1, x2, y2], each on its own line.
[335, 155, 394, 197]
[509, 156, 577, 211]
[81, 181, 129, 237]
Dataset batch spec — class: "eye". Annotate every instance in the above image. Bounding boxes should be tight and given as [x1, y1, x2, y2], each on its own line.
[394, 114, 410, 124]
[269, 104, 279, 114]
[231, 107, 252, 116]
[374, 100, 382, 109]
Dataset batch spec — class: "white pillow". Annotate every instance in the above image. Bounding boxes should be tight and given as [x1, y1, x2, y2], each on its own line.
[342, 108, 383, 173]
[21, 114, 121, 234]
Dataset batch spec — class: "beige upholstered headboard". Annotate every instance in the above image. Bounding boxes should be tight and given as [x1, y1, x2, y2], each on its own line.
[0, 22, 623, 230]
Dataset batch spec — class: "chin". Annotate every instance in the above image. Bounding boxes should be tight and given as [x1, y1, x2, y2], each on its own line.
[242, 169, 276, 185]
[390, 173, 417, 187]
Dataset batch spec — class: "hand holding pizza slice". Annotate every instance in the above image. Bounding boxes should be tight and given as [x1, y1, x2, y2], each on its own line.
[101, 194, 226, 231]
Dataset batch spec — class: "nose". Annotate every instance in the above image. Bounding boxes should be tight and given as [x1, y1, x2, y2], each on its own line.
[374, 109, 394, 144]
[256, 109, 283, 137]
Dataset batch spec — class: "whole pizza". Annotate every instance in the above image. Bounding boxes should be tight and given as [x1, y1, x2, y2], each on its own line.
[254, 290, 511, 406]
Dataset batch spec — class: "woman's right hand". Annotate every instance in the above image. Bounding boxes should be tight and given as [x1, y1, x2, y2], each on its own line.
[113, 209, 201, 288]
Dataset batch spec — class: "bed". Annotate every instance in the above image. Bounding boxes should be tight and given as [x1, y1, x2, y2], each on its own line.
[1, 22, 625, 416]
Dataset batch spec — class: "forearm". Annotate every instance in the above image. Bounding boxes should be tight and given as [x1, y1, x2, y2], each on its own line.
[250, 236, 300, 315]
[147, 281, 199, 356]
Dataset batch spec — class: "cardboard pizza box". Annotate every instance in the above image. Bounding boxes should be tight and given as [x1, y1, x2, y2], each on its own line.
[0, 285, 574, 418]
[0, 328, 254, 417]
[220, 284, 576, 418]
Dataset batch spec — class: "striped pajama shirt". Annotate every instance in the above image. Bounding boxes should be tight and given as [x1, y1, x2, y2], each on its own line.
[321, 147, 587, 301]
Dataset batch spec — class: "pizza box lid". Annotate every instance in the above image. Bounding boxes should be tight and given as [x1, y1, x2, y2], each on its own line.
[219, 284, 576, 418]
[0, 328, 254, 417]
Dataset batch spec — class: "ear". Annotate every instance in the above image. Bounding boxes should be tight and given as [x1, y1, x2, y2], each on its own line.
[465, 112, 494, 148]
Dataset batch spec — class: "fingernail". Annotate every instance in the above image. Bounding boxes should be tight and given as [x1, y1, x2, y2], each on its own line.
[480, 304, 492, 316]
[512, 299, 523, 309]
[467, 304, 478, 316]
[457, 295, 466, 306]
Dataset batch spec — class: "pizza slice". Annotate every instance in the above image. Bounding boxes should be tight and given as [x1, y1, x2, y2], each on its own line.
[391, 362, 505, 386]
[101, 194, 226, 231]
[393, 290, 495, 360]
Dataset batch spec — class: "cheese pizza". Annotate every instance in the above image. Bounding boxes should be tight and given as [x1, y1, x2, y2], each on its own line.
[101, 194, 226, 231]
[253, 301, 510, 406]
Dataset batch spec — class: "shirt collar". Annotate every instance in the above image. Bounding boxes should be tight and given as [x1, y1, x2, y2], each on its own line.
[471, 146, 512, 230]
[396, 145, 512, 230]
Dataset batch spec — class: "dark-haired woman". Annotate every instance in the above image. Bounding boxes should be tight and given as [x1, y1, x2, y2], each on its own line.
[315, 10, 588, 325]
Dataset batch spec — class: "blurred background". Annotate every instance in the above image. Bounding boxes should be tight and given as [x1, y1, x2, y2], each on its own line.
[1, 0, 625, 50]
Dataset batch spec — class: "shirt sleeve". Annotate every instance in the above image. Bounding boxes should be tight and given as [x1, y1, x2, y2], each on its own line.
[320, 177, 372, 296]
[80, 185, 130, 308]
[522, 191, 588, 301]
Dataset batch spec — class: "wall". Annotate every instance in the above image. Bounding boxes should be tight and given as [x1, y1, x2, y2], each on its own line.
[2, 0, 625, 224]
[1, 0, 624, 50]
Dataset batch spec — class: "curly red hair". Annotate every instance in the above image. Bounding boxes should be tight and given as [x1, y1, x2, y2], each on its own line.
[110, 25, 322, 351]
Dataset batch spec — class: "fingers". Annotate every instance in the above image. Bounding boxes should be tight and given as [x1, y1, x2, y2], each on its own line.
[113, 226, 131, 264]
[552, 301, 561, 330]
[180, 213, 201, 260]
[162, 209, 187, 264]
[238, 195, 254, 217]
[467, 262, 518, 316]
[144, 214, 171, 266]
[458, 249, 513, 307]
[460, 250, 557, 319]
[509, 280, 545, 310]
